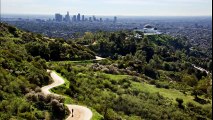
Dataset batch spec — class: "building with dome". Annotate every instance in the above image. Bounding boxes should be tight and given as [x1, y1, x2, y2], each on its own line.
[143, 24, 160, 34]
[133, 24, 162, 35]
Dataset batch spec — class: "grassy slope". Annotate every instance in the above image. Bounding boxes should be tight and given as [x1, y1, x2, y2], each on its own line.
[49, 60, 212, 119]
[105, 73, 211, 107]
[50, 71, 104, 120]
[99, 72, 211, 110]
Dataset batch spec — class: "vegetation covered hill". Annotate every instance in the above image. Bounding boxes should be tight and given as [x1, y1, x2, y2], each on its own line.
[48, 31, 212, 120]
[0, 23, 212, 120]
[76, 31, 212, 72]
[0, 23, 96, 119]
[49, 61, 212, 120]
[0, 23, 96, 61]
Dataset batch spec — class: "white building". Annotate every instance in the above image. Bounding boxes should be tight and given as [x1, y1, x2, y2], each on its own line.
[138, 24, 161, 35]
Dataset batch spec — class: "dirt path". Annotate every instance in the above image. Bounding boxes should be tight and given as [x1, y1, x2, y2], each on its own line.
[95, 56, 105, 61]
[41, 70, 93, 120]
[192, 64, 212, 75]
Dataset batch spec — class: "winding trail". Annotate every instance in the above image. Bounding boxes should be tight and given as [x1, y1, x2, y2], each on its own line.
[41, 70, 93, 120]
[95, 56, 105, 61]
[192, 64, 212, 85]
[41, 57, 210, 120]
[192, 64, 212, 75]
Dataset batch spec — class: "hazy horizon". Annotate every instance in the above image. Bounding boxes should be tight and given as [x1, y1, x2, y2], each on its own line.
[1, 0, 212, 16]
[2, 13, 213, 17]
[2, 14, 212, 21]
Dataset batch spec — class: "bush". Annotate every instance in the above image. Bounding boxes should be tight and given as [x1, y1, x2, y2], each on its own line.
[176, 98, 184, 109]
[156, 83, 169, 89]
[144, 66, 159, 79]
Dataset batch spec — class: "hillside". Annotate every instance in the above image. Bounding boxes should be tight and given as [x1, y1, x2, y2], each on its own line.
[0, 23, 96, 119]
[0, 23, 212, 120]
[49, 31, 212, 119]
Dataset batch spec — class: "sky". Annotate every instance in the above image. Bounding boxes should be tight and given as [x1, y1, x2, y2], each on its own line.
[1, 0, 212, 16]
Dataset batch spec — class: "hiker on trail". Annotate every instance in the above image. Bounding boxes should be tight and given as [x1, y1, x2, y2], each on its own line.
[72, 109, 74, 117]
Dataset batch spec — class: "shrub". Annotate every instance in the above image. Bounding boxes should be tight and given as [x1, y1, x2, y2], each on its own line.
[176, 98, 184, 109]
[144, 65, 159, 79]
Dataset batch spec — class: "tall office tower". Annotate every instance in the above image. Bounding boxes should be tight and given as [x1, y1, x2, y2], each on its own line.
[77, 13, 81, 21]
[100, 18, 103, 22]
[64, 11, 71, 22]
[82, 15, 85, 21]
[72, 15, 77, 22]
[93, 16, 96, 21]
[55, 13, 63, 22]
[89, 17, 92, 22]
[113, 16, 117, 23]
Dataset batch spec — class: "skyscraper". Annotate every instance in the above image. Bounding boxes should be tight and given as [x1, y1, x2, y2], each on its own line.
[113, 16, 117, 23]
[100, 18, 103, 22]
[64, 11, 71, 22]
[82, 15, 85, 21]
[55, 13, 63, 22]
[72, 15, 77, 22]
[77, 13, 81, 21]
[93, 16, 96, 21]
[89, 17, 92, 22]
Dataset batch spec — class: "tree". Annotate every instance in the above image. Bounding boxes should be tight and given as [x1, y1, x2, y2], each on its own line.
[196, 77, 211, 93]
[176, 98, 184, 109]
[25, 42, 50, 60]
[207, 60, 212, 71]
[134, 50, 147, 64]
[101, 91, 115, 119]
[142, 46, 154, 62]
[49, 41, 61, 61]
[142, 36, 150, 47]
[182, 75, 198, 87]
[51, 99, 66, 119]
[144, 65, 159, 79]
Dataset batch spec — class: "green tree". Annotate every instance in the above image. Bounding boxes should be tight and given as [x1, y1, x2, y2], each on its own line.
[182, 74, 198, 87]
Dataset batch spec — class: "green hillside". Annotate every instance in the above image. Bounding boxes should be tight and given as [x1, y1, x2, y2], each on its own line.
[0, 23, 96, 119]
[50, 30, 212, 120]
[0, 23, 212, 120]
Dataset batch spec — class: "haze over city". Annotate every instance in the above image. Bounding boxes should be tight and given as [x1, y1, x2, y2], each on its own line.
[1, 0, 212, 16]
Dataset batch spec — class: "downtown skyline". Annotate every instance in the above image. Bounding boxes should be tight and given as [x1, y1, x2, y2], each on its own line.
[1, 0, 212, 16]
[54, 12, 117, 23]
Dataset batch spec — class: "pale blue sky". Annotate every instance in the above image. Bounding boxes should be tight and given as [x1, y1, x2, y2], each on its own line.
[1, 0, 212, 16]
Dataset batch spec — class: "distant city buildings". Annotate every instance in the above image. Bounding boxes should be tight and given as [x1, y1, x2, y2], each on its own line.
[89, 17, 92, 22]
[93, 16, 96, 21]
[82, 15, 85, 21]
[114, 16, 117, 23]
[64, 12, 71, 22]
[77, 13, 81, 21]
[54, 12, 118, 23]
[100, 18, 103, 22]
[55, 13, 63, 22]
[72, 15, 77, 22]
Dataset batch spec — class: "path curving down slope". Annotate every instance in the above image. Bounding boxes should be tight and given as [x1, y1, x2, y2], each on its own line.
[95, 56, 105, 61]
[41, 70, 93, 120]
[192, 64, 212, 75]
